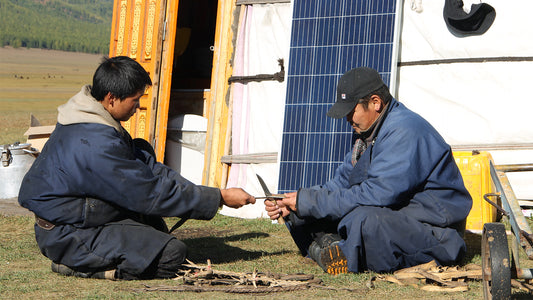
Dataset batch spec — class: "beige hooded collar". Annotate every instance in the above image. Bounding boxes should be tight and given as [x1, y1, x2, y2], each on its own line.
[57, 85, 124, 134]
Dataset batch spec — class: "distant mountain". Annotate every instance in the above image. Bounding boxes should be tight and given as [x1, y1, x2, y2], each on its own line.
[0, 0, 113, 54]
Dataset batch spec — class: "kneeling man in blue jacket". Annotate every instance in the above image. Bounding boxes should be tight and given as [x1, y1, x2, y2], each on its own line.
[19, 56, 256, 280]
[265, 67, 472, 275]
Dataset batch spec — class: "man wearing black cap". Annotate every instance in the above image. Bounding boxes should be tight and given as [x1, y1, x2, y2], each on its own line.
[265, 67, 472, 275]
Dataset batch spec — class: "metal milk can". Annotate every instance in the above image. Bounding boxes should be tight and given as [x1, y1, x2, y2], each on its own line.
[0, 143, 38, 199]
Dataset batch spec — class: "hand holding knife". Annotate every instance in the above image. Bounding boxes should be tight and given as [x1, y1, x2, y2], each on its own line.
[256, 174, 286, 224]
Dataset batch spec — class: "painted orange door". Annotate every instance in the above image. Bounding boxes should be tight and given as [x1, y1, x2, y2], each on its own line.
[108, 0, 179, 161]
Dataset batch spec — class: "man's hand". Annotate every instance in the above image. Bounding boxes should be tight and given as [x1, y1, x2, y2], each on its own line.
[264, 192, 297, 221]
[220, 188, 256, 208]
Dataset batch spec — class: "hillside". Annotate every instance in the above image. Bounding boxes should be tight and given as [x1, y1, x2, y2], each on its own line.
[0, 0, 113, 54]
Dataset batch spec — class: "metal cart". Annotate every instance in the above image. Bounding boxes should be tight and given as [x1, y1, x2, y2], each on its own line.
[481, 162, 533, 299]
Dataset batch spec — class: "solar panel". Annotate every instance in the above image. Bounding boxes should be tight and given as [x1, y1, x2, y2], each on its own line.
[278, 0, 398, 193]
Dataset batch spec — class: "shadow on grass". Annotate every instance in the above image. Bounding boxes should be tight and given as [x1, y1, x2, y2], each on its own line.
[463, 231, 482, 263]
[179, 232, 290, 263]
[514, 292, 533, 300]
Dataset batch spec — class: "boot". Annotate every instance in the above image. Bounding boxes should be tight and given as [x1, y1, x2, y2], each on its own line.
[51, 262, 117, 280]
[308, 234, 348, 275]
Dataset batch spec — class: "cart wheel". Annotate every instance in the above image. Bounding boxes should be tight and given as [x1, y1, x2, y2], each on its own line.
[482, 222, 511, 300]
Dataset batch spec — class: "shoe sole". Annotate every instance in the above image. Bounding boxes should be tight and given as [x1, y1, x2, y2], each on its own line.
[320, 244, 348, 275]
[51, 262, 116, 280]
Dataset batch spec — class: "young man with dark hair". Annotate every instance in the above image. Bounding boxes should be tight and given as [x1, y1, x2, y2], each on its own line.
[265, 67, 472, 275]
[19, 56, 255, 280]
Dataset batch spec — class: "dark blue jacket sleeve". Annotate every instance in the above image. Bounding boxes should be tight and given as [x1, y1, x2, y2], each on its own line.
[71, 126, 220, 219]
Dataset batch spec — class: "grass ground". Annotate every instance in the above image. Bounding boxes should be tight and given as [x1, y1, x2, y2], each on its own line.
[0, 47, 102, 145]
[1, 213, 490, 300]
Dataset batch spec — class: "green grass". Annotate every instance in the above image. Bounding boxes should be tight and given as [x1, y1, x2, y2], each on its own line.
[0, 214, 491, 300]
[0, 47, 102, 145]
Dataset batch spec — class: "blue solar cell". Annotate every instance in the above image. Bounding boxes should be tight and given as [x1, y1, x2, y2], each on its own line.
[315, 18, 343, 46]
[285, 76, 312, 103]
[291, 19, 317, 47]
[314, 47, 340, 74]
[279, 0, 397, 193]
[316, 0, 347, 17]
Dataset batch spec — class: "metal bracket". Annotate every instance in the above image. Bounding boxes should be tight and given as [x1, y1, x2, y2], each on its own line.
[483, 193, 508, 218]
[228, 59, 284, 84]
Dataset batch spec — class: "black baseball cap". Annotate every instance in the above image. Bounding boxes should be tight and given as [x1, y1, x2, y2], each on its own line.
[326, 67, 385, 119]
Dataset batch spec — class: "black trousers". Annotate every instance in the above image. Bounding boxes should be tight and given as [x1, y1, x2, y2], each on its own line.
[36, 214, 188, 280]
[117, 216, 188, 280]
[286, 207, 466, 273]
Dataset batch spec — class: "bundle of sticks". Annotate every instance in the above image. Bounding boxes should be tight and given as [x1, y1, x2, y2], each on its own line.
[175, 259, 321, 288]
[131, 259, 347, 294]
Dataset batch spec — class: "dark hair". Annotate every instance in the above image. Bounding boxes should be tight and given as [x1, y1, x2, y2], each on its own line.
[90, 56, 152, 101]
[358, 85, 392, 109]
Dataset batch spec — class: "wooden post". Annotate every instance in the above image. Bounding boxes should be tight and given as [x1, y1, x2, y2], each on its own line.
[204, 0, 238, 187]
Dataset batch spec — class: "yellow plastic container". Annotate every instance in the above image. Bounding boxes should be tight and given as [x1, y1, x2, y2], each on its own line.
[453, 151, 497, 232]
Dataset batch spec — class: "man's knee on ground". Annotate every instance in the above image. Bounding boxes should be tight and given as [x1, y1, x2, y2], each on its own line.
[153, 238, 188, 278]
[118, 238, 187, 280]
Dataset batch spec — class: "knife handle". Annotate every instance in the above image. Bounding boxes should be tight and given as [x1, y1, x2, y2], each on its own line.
[271, 199, 285, 225]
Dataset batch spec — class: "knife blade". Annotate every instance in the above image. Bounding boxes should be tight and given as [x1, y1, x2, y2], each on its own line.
[256, 174, 285, 224]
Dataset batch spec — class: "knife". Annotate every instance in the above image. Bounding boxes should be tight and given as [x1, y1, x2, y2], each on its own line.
[256, 174, 285, 224]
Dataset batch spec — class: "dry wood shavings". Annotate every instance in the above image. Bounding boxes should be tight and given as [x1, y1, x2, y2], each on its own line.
[511, 279, 533, 293]
[374, 260, 482, 292]
[131, 259, 365, 294]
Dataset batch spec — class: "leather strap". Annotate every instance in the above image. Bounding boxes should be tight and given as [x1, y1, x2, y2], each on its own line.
[35, 215, 55, 230]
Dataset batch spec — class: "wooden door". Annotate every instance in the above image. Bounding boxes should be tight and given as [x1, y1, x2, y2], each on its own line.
[108, 0, 236, 186]
[108, 0, 179, 161]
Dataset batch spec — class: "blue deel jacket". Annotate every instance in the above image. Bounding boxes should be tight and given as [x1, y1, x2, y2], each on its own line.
[17, 85, 221, 273]
[296, 98, 472, 227]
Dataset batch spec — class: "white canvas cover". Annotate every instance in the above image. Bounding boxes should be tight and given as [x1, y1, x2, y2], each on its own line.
[397, 0, 533, 199]
[220, 3, 292, 218]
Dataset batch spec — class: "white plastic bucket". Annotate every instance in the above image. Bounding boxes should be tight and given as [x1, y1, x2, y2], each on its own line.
[164, 115, 207, 185]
